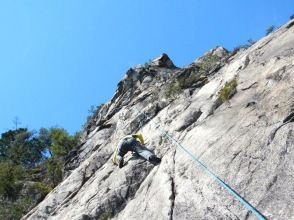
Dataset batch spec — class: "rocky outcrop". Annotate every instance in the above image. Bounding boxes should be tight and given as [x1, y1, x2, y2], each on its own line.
[23, 19, 294, 220]
[151, 53, 176, 68]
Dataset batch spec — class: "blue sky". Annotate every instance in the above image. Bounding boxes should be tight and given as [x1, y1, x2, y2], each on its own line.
[0, 1, 293, 134]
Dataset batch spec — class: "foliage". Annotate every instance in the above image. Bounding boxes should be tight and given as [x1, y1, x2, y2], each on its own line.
[198, 54, 220, 75]
[0, 162, 24, 199]
[247, 39, 256, 46]
[100, 212, 113, 220]
[218, 79, 238, 102]
[46, 158, 63, 187]
[38, 128, 53, 156]
[165, 71, 209, 99]
[0, 126, 80, 217]
[266, 25, 276, 36]
[38, 127, 79, 158]
[143, 59, 153, 68]
[50, 128, 73, 157]
[164, 82, 181, 99]
[32, 182, 52, 198]
[232, 39, 256, 54]
[86, 104, 104, 127]
[91, 104, 104, 116]
[178, 73, 199, 89]
[0, 197, 33, 220]
[37, 127, 80, 186]
[0, 128, 45, 168]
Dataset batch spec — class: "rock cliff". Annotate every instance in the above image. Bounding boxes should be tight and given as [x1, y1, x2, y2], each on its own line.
[23, 19, 294, 220]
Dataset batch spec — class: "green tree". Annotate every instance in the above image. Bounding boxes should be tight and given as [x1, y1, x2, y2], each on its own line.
[247, 39, 256, 46]
[46, 158, 63, 187]
[0, 197, 33, 220]
[38, 127, 80, 158]
[38, 127, 80, 186]
[50, 128, 77, 157]
[0, 129, 45, 168]
[0, 126, 80, 217]
[266, 25, 276, 36]
[0, 162, 24, 199]
[164, 82, 181, 99]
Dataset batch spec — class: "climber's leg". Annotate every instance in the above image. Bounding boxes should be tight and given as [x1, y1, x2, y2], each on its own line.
[116, 154, 124, 168]
[131, 141, 161, 165]
[132, 141, 153, 160]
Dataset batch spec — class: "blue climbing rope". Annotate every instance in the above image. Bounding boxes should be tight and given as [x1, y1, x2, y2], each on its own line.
[133, 106, 266, 220]
[158, 127, 266, 220]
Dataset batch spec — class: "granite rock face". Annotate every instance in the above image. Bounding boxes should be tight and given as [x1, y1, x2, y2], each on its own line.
[23, 20, 294, 220]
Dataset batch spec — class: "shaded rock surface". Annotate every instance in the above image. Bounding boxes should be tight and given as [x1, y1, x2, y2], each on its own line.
[23, 20, 294, 220]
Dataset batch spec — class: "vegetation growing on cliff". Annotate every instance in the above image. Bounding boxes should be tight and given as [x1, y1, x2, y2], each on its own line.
[0, 127, 80, 219]
[218, 79, 238, 102]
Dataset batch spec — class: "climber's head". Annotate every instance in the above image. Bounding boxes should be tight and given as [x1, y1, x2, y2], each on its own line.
[134, 133, 144, 145]
[135, 133, 143, 139]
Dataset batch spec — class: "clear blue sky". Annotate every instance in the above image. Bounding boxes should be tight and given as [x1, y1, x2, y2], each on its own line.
[0, 1, 293, 134]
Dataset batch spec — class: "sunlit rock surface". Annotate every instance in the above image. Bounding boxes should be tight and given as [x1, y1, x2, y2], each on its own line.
[23, 19, 294, 220]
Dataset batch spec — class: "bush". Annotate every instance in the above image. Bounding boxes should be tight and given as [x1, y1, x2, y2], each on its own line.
[50, 128, 78, 157]
[46, 159, 63, 187]
[178, 73, 199, 89]
[100, 212, 113, 220]
[247, 39, 256, 46]
[0, 128, 46, 168]
[198, 54, 220, 75]
[266, 25, 276, 36]
[143, 59, 152, 68]
[0, 162, 24, 199]
[218, 79, 238, 102]
[0, 197, 33, 220]
[164, 82, 181, 99]
[32, 182, 52, 198]
[232, 39, 256, 54]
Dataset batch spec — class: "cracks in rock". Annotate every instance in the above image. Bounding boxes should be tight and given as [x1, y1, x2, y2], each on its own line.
[94, 162, 156, 219]
[267, 111, 294, 145]
[283, 111, 294, 123]
[144, 166, 160, 194]
[224, 205, 241, 220]
[51, 153, 115, 217]
[286, 19, 294, 29]
[248, 130, 293, 220]
[51, 165, 94, 216]
[224, 128, 292, 220]
[241, 82, 258, 91]
[226, 150, 242, 169]
[169, 150, 177, 220]
[130, 92, 151, 106]
[257, 38, 273, 50]
[176, 110, 202, 132]
[266, 175, 278, 192]
[85, 169, 115, 209]
[97, 123, 112, 132]
[245, 101, 256, 108]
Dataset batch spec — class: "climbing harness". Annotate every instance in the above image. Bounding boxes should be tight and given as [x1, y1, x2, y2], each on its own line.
[133, 106, 266, 220]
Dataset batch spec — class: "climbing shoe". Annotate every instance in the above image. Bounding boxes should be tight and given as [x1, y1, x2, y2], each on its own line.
[118, 157, 124, 168]
[149, 155, 161, 165]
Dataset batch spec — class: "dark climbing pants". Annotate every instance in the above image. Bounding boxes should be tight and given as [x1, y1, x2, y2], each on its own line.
[117, 137, 153, 161]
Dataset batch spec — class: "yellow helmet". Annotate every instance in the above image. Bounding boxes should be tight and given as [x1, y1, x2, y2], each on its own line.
[134, 133, 144, 145]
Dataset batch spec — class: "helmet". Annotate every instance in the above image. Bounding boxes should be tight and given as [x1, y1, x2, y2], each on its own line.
[134, 133, 144, 145]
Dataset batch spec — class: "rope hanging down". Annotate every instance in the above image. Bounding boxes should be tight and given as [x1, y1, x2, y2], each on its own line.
[134, 107, 266, 220]
[158, 127, 266, 220]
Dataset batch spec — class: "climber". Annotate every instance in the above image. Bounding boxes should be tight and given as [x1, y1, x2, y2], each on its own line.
[112, 133, 161, 168]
